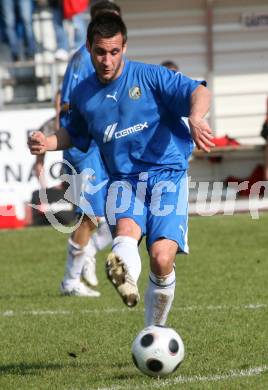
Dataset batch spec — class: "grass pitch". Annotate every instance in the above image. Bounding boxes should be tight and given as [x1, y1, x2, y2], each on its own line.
[0, 213, 268, 389]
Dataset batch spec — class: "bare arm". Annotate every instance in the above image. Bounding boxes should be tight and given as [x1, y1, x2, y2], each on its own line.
[188, 84, 214, 153]
[34, 154, 48, 188]
[28, 127, 72, 155]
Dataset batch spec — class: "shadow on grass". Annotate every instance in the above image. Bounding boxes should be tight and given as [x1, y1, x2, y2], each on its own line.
[112, 372, 141, 380]
[0, 362, 77, 376]
[108, 363, 142, 381]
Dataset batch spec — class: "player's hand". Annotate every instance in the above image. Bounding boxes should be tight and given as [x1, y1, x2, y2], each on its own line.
[27, 131, 48, 155]
[188, 116, 215, 153]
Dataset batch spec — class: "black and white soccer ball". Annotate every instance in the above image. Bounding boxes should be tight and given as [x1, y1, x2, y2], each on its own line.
[131, 325, 185, 377]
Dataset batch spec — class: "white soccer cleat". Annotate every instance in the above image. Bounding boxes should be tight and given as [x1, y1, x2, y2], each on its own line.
[60, 279, 100, 297]
[105, 253, 140, 308]
[82, 255, 98, 287]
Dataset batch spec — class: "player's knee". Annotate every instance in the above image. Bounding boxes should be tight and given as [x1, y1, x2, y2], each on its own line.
[80, 214, 97, 231]
[116, 218, 141, 240]
[150, 251, 173, 275]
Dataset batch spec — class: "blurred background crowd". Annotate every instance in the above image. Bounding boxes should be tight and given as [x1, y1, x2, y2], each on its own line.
[0, 0, 89, 62]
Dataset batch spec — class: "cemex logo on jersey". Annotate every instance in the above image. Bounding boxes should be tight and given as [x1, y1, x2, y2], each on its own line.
[103, 122, 148, 143]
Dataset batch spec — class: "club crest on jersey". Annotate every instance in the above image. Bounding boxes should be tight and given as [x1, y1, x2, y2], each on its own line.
[129, 86, 141, 100]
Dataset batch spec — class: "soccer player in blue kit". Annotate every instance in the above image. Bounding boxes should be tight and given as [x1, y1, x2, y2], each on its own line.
[59, 1, 122, 297]
[29, 13, 214, 326]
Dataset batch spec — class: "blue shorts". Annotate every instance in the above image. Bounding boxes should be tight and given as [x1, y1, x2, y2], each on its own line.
[62, 146, 108, 217]
[105, 169, 189, 253]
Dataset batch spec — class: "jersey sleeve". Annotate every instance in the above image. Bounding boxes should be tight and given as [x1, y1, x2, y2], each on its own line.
[60, 47, 91, 127]
[151, 66, 206, 117]
[60, 54, 80, 128]
[64, 96, 92, 153]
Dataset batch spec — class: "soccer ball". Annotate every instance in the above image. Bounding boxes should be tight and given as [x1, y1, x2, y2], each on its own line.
[131, 325, 185, 377]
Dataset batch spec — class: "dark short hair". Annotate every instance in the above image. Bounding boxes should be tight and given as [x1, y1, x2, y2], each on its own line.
[90, 1, 121, 19]
[161, 60, 179, 71]
[87, 12, 127, 47]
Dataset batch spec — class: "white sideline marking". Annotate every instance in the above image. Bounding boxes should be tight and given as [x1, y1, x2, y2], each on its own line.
[1, 303, 267, 317]
[95, 365, 268, 389]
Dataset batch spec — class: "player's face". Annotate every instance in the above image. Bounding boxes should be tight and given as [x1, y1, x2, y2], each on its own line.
[88, 33, 126, 84]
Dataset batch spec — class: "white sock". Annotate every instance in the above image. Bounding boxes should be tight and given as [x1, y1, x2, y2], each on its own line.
[64, 238, 87, 281]
[144, 269, 176, 326]
[112, 235, 141, 282]
[85, 218, 112, 258]
[85, 238, 97, 258]
[92, 218, 112, 251]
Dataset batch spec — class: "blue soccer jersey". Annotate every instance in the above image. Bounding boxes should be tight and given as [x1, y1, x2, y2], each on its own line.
[66, 59, 205, 179]
[60, 44, 95, 165]
[61, 45, 94, 103]
[60, 44, 108, 216]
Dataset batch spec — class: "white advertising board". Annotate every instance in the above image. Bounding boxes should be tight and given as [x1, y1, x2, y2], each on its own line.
[0, 108, 63, 203]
